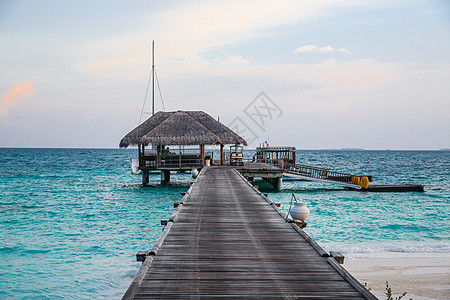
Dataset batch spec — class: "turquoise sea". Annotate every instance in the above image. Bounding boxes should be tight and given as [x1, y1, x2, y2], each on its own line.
[1, 148, 449, 299]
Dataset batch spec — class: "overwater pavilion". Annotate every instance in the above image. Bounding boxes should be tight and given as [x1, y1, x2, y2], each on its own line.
[256, 146, 296, 168]
[119, 110, 247, 184]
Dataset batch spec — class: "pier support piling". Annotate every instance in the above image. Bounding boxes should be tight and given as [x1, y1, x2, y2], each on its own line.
[142, 170, 149, 185]
[161, 170, 170, 185]
[263, 176, 283, 191]
[277, 177, 282, 191]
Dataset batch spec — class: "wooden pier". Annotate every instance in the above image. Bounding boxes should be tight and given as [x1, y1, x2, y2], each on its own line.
[123, 167, 375, 299]
[253, 147, 424, 192]
[236, 162, 284, 190]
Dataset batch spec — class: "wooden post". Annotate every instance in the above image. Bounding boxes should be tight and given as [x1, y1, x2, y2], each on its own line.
[142, 170, 149, 185]
[138, 144, 142, 167]
[266, 177, 282, 191]
[136, 250, 149, 262]
[220, 144, 224, 165]
[200, 144, 205, 165]
[157, 145, 161, 168]
[140, 144, 148, 184]
[330, 251, 345, 264]
[161, 170, 170, 185]
[294, 219, 307, 229]
[277, 177, 282, 191]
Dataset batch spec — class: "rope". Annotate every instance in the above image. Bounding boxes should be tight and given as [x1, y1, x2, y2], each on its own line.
[285, 193, 298, 221]
[155, 69, 166, 111]
[139, 67, 153, 124]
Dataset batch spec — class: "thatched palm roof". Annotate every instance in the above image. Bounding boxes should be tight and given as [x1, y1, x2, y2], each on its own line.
[141, 111, 222, 146]
[119, 111, 172, 148]
[119, 110, 247, 147]
[185, 111, 247, 146]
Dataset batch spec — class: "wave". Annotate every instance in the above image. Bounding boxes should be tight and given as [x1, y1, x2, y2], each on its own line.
[0, 246, 19, 254]
[0, 246, 51, 254]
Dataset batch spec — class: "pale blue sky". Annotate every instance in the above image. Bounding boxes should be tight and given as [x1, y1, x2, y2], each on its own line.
[1, 0, 449, 149]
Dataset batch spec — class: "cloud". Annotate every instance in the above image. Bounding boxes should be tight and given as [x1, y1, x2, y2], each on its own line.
[337, 47, 351, 54]
[154, 1, 345, 56]
[74, 1, 358, 79]
[227, 55, 250, 64]
[293, 45, 320, 53]
[320, 45, 334, 52]
[1, 81, 36, 118]
[2, 81, 36, 104]
[211, 52, 251, 64]
[293, 45, 350, 54]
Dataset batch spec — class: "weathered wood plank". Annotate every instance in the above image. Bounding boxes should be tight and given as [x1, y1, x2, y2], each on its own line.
[124, 167, 375, 299]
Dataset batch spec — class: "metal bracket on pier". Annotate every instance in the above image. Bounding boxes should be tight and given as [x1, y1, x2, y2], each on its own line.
[330, 251, 345, 264]
[136, 250, 149, 262]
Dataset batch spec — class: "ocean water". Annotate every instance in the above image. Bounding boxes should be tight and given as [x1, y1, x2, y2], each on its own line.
[265, 150, 450, 254]
[0, 148, 449, 299]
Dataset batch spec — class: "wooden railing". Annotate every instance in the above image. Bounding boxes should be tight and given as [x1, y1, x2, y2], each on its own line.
[284, 163, 357, 184]
[139, 152, 214, 170]
[238, 158, 370, 186]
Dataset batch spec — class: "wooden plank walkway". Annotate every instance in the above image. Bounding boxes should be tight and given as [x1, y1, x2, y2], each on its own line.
[124, 167, 375, 299]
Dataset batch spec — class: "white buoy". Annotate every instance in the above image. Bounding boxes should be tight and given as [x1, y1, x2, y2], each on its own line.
[191, 168, 199, 179]
[130, 158, 141, 174]
[289, 202, 310, 222]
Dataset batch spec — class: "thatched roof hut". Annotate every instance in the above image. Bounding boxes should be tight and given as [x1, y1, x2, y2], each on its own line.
[119, 111, 172, 148]
[141, 111, 223, 146]
[184, 111, 246, 146]
[119, 110, 247, 147]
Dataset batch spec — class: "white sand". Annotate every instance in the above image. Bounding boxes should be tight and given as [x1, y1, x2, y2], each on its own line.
[343, 252, 450, 300]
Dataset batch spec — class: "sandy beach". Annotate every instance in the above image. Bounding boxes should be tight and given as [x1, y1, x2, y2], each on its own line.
[344, 252, 450, 300]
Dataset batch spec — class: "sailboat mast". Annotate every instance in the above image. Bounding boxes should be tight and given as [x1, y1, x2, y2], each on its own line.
[152, 40, 155, 116]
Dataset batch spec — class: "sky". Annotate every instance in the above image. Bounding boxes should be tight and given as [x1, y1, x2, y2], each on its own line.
[0, 0, 449, 149]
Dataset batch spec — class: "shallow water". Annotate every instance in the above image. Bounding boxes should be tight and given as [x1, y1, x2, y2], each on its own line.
[0, 148, 448, 299]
